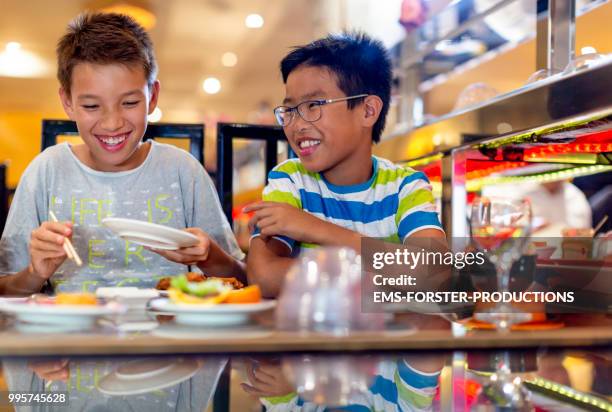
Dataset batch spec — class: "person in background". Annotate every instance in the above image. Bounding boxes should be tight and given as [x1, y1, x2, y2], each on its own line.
[246, 32, 446, 298]
[482, 180, 592, 237]
[527, 180, 592, 236]
[574, 172, 611, 234]
[0, 13, 245, 297]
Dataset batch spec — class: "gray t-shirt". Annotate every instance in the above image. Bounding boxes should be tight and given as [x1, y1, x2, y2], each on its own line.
[0, 141, 244, 292]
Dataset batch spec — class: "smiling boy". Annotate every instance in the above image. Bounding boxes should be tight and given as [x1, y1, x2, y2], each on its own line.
[0, 13, 244, 295]
[247, 33, 445, 297]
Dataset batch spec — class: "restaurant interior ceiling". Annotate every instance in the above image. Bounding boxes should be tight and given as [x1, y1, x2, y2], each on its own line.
[423, 1, 612, 116]
[1, 1, 611, 125]
[0, 0, 328, 123]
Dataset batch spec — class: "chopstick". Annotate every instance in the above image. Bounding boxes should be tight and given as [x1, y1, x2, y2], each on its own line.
[48, 211, 82, 266]
[593, 215, 608, 236]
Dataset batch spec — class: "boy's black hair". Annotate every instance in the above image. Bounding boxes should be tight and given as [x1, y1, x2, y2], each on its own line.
[280, 32, 392, 143]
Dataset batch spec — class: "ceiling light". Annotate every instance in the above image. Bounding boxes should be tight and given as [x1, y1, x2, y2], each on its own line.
[0, 42, 50, 78]
[100, 3, 157, 30]
[6, 42, 21, 52]
[222, 52, 237, 67]
[245, 14, 264, 29]
[580, 46, 597, 55]
[203, 77, 221, 94]
[147, 107, 162, 122]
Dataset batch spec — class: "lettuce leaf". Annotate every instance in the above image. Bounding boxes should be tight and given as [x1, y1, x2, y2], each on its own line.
[170, 275, 229, 297]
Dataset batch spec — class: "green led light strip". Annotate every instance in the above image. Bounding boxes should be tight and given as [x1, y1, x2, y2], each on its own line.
[404, 153, 444, 168]
[525, 377, 612, 411]
[475, 112, 612, 150]
[467, 165, 612, 192]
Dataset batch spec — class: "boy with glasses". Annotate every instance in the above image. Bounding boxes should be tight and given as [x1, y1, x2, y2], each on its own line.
[246, 32, 445, 298]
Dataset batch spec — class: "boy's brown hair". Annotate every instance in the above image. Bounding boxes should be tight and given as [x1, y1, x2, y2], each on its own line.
[56, 12, 157, 95]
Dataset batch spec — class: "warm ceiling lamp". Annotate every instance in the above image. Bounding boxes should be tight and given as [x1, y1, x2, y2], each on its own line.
[203, 77, 221, 94]
[245, 14, 264, 29]
[221, 52, 237, 67]
[0, 42, 51, 78]
[100, 3, 157, 30]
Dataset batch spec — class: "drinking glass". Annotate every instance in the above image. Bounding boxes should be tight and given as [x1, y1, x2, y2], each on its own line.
[471, 197, 533, 331]
[276, 247, 384, 335]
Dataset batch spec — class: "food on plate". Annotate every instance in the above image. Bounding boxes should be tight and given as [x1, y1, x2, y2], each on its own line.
[168, 276, 231, 305]
[166, 274, 260, 305]
[224, 286, 262, 304]
[155, 272, 244, 290]
[54, 293, 98, 306]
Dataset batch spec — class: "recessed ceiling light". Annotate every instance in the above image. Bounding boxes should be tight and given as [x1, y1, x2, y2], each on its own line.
[148, 107, 162, 122]
[245, 14, 264, 29]
[0, 42, 50, 78]
[581, 46, 597, 55]
[6, 42, 21, 52]
[222, 52, 237, 67]
[203, 77, 221, 94]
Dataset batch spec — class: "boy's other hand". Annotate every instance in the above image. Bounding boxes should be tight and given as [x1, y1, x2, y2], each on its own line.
[28, 358, 70, 383]
[245, 201, 322, 242]
[147, 227, 211, 265]
[241, 359, 295, 398]
[29, 221, 73, 280]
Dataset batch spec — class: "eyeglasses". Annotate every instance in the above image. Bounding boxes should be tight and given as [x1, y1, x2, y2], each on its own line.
[273, 94, 368, 127]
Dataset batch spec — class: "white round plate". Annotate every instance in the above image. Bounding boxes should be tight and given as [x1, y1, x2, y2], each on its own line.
[148, 298, 276, 326]
[102, 217, 199, 250]
[0, 297, 28, 303]
[0, 301, 126, 328]
[97, 357, 201, 396]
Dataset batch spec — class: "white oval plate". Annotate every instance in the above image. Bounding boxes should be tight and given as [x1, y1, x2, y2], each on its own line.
[102, 217, 199, 250]
[97, 357, 201, 396]
[0, 301, 126, 328]
[148, 298, 276, 326]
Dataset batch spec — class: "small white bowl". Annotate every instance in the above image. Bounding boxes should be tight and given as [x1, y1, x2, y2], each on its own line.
[96, 287, 159, 310]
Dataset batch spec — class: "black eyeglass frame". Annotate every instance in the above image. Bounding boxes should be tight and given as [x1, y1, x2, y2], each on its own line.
[273, 93, 369, 127]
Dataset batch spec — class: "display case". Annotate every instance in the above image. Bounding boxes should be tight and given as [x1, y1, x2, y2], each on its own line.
[375, 61, 612, 237]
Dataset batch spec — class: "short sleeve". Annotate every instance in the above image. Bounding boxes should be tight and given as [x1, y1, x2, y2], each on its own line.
[0, 156, 49, 275]
[394, 359, 440, 411]
[181, 158, 245, 261]
[250, 168, 302, 253]
[395, 171, 444, 242]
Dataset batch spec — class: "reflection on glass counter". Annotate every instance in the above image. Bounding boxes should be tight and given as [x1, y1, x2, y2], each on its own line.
[1, 355, 226, 411]
[1, 349, 609, 411]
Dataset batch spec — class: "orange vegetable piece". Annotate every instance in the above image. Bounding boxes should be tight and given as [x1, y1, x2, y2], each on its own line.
[55, 293, 98, 306]
[224, 285, 262, 304]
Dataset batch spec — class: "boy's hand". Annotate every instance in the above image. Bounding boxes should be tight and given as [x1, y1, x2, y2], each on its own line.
[28, 358, 70, 383]
[241, 359, 295, 398]
[29, 221, 73, 280]
[147, 227, 211, 265]
[245, 202, 323, 242]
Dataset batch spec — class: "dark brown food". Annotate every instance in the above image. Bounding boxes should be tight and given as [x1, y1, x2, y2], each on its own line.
[155, 277, 171, 290]
[186, 272, 206, 282]
[155, 272, 244, 290]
